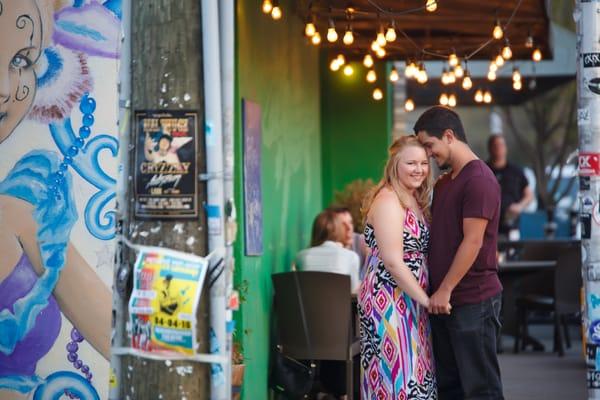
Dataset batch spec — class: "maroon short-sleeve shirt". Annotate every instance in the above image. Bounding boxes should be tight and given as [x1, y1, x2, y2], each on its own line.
[429, 159, 503, 305]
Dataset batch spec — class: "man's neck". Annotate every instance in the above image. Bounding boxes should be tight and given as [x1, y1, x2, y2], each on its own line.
[450, 143, 479, 179]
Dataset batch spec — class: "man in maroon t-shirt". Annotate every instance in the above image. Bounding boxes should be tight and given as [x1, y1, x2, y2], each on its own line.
[415, 106, 504, 400]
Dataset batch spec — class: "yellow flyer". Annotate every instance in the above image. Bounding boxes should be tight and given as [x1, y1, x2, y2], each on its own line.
[128, 246, 208, 355]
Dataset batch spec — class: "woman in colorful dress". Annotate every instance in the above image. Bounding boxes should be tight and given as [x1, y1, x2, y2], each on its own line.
[359, 135, 449, 399]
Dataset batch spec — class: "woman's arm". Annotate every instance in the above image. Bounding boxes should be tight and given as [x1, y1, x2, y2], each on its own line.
[368, 190, 430, 308]
[11, 198, 111, 360]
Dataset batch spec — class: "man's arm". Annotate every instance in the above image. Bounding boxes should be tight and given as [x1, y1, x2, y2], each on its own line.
[428, 217, 488, 314]
[508, 181, 534, 215]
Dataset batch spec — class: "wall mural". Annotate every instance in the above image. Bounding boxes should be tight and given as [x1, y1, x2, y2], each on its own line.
[0, 0, 121, 398]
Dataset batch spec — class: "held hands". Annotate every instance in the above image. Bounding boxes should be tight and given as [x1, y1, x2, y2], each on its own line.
[427, 288, 452, 315]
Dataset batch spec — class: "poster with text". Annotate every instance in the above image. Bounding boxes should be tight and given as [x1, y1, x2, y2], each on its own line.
[128, 246, 208, 356]
[134, 110, 198, 218]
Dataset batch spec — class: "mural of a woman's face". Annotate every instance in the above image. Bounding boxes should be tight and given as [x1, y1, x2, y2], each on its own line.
[0, 0, 43, 143]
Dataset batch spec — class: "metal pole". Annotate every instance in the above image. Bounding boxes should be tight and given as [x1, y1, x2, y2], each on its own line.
[575, 2, 600, 398]
[201, 1, 229, 399]
[219, 0, 236, 398]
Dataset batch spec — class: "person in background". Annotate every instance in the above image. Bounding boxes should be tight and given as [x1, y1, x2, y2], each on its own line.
[329, 206, 369, 278]
[296, 209, 361, 294]
[486, 134, 534, 239]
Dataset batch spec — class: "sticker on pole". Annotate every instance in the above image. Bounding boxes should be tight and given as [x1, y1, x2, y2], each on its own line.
[580, 152, 600, 176]
[128, 246, 208, 355]
[590, 320, 600, 345]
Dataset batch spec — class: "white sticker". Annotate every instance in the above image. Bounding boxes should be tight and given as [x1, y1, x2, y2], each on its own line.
[580, 108, 592, 126]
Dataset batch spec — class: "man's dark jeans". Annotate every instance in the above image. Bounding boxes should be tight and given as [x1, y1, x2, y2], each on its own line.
[430, 293, 504, 400]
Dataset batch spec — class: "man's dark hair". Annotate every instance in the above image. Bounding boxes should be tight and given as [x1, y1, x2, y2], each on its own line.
[413, 106, 468, 143]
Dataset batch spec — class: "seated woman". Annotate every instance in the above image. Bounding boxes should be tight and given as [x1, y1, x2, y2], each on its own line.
[296, 209, 361, 294]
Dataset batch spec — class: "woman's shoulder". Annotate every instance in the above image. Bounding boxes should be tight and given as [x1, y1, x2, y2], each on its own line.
[369, 187, 405, 217]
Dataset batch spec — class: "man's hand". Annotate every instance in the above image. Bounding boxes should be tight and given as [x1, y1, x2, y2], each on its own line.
[507, 202, 523, 216]
[428, 288, 452, 315]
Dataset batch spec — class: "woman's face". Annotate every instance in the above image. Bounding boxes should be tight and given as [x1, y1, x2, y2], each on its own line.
[158, 138, 171, 151]
[0, 0, 43, 143]
[396, 145, 430, 191]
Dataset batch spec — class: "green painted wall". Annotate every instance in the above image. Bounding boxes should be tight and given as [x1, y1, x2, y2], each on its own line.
[234, 1, 322, 399]
[320, 57, 393, 206]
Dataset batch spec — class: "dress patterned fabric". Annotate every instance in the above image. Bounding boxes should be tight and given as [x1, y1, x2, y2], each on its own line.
[358, 209, 437, 399]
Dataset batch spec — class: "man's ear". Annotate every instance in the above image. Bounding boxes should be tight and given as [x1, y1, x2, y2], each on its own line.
[442, 129, 455, 144]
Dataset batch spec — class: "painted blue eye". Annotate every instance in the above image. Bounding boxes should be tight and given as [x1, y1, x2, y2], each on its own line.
[11, 54, 31, 69]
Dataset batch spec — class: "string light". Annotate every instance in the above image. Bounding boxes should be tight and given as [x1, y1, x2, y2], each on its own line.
[390, 67, 399, 82]
[367, 69, 377, 82]
[475, 89, 484, 103]
[373, 88, 383, 100]
[462, 72, 472, 90]
[417, 64, 428, 84]
[262, 0, 273, 14]
[363, 54, 374, 68]
[376, 27, 387, 47]
[487, 70, 497, 81]
[271, 1, 282, 20]
[532, 47, 542, 62]
[376, 47, 386, 58]
[405, 99, 415, 112]
[513, 79, 522, 90]
[454, 64, 464, 78]
[311, 32, 321, 45]
[483, 90, 492, 103]
[330, 59, 340, 71]
[336, 54, 346, 65]
[449, 52, 459, 67]
[439, 93, 449, 106]
[441, 68, 449, 85]
[327, 19, 338, 42]
[489, 62, 498, 73]
[426, 0, 438, 12]
[502, 41, 512, 60]
[405, 61, 418, 78]
[343, 27, 354, 45]
[386, 21, 397, 42]
[448, 93, 457, 107]
[371, 40, 381, 52]
[493, 19, 503, 40]
[495, 54, 505, 67]
[512, 66, 521, 82]
[343, 64, 354, 76]
[447, 69, 456, 84]
[305, 20, 316, 37]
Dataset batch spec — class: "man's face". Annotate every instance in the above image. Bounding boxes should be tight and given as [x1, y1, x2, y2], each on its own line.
[417, 130, 451, 169]
[489, 136, 507, 162]
[337, 211, 354, 247]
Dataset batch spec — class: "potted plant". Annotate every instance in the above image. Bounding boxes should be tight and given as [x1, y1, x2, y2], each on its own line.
[231, 279, 249, 399]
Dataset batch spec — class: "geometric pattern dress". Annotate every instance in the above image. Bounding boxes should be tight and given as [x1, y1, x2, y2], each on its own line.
[358, 209, 437, 399]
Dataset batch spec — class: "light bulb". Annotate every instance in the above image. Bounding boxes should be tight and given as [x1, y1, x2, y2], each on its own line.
[311, 32, 321, 45]
[371, 40, 380, 52]
[502, 44, 512, 60]
[373, 88, 383, 101]
[376, 47, 386, 58]
[377, 31, 387, 47]
[262, 0, 273, 13]
[363, 54, 374, 68]
[483, 90, 492, 103]
[454, 64, 464, 78]
[439, 93, 449, 106]
[271, 6, 282, 20]
[513, 80, 522, 91]
[336, 54, 345, 65]
[448, 70, 456, 84]
[532, 47, 542, 62]
[475, 89, 483, 103]
[448, 94, 457, 107]
[462, 75, 472, 90]
[495, 54, 505, 67]
[305, 22, 316, 37]
[487, 70, 496, 81]
[405, 99, 415, 112]
[390, 67, 399, 82]
[366, 69, 377, 83]
[489, 62, 498, 73]
[330, 59, 340, 71]
[493, 21, 503, 40]
[385, 27, 397, 42]
[343, 29, 354, 45]
[449, 53, 458, 67]
[405, 62, 416, 78]
[512, 67, 521, 82]
[426, 0, 437, 12]
[343, 64, 354, 76]
[327, 27, 338, 42]
[417, 68, 428, 84]
[441, 68, 449, 85]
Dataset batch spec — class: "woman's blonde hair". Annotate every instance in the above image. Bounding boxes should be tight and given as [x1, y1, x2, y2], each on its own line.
[361, 135, 432, 222]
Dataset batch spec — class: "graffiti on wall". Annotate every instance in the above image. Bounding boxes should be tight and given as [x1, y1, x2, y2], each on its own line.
[0, 0, 121, 398]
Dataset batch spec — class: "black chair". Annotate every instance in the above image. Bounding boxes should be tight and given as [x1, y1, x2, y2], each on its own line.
[513, 246, 582, 356]
[272, 271, 360, 399]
